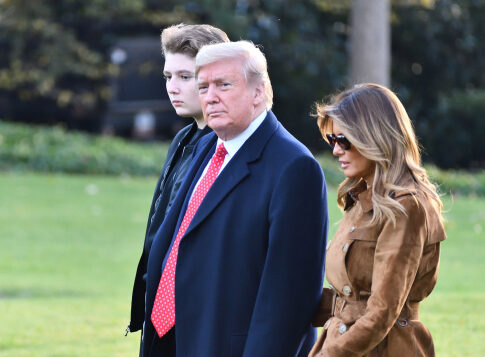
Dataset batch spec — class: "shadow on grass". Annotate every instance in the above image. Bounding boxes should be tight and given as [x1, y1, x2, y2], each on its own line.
[0, 287, 89, 300]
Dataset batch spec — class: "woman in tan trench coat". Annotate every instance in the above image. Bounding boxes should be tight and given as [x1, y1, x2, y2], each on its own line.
[310, 83, 446, 357]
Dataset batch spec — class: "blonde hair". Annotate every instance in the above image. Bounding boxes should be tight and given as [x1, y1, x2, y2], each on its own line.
[195, 40, 273, 110]
[316, 83, 442, 226]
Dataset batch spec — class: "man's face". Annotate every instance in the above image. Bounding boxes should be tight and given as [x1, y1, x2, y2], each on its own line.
[163, 52, 203, 120]
[197, 58, 263, 141]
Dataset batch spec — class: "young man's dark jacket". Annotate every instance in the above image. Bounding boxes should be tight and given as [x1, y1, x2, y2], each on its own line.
[128, 122, 211, 334]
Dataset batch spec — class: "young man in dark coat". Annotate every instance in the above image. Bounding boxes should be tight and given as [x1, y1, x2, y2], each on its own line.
[127, 24, 229, 346]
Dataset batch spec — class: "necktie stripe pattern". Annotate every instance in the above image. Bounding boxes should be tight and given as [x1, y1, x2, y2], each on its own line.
[151, 143, 228, 337]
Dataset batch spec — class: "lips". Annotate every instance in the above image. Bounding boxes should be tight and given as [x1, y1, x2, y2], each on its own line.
[340, 161, 350, 169]
[172, 100, 183, 106]
[207, 111, 224, 117]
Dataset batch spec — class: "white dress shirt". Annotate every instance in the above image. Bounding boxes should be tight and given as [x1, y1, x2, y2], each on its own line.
[189, 110, 267, 201]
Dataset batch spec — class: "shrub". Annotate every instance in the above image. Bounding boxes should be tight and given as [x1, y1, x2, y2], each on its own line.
[316, 154, 485, 197]
[0, 120, 168, 176]
[426, 165, 485, 197]
[1, 120, 483, 196]
[429, 90, 485, 169]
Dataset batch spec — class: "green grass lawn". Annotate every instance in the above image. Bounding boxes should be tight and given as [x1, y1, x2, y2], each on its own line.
[1, 173, 484, 356]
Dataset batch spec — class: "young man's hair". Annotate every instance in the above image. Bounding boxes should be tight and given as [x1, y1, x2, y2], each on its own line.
[161, 23, 229, 58]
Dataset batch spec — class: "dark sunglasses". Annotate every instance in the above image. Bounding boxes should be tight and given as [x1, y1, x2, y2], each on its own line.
[325, 133, 351, 150]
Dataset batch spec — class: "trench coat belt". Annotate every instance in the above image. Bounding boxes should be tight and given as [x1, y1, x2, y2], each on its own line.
[312, 287, 336, 327]
[333, 296, 420, 325]
[311, 289, 420, 327]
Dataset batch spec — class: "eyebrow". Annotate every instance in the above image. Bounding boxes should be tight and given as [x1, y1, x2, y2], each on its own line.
[213, 76, 232, 83]
[197, 76, 233, 84]
[163, 69, 194, 76]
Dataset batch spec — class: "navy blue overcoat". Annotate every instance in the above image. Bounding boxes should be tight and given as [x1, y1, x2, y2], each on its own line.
[144, 111, 328, 356]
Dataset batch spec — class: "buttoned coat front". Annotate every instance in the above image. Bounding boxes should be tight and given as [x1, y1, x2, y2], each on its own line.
[129, 123, 211, 335]
[310, 179, 446, 357]
[144, 111, 328, 357]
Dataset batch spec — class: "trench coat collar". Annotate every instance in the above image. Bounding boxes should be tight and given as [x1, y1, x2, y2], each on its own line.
[346, 173, 418, 213]
[357, 186, 374, 213]
[345, 180, 372, 213]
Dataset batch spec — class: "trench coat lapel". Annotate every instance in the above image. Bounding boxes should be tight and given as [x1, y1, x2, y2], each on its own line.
[183, 111, 279, 237]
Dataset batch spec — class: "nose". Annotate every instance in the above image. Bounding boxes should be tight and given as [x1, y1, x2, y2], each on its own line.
[203, 84, 219, 104]
[166, 78, 179, 94]
[333, 143, 344, 156]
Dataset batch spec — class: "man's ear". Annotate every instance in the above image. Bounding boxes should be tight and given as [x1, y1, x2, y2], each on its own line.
[253, 81, 265, 106]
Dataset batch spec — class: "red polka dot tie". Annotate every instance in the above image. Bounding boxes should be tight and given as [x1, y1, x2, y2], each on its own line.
[151, 143, 228, 337]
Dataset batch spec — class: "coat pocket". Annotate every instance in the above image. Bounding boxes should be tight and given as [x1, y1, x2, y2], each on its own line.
[230, 333, 247, 357]
[344, 227, 378, 269]
[345, 235, 378, 291]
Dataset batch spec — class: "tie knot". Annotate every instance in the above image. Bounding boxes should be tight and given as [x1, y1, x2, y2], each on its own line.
[215, 143, 228, 158]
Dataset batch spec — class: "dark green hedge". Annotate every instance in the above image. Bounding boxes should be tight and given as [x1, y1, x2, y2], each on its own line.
[316, 154, 485, 197]
[1, 120, 483, 196]
[0, 120, 168, 175]
[3, 1, 485, 169]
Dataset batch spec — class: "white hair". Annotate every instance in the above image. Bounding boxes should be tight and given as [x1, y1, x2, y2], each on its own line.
[195, 40, 273, 110]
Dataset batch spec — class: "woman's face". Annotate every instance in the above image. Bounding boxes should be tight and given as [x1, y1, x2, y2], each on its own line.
[330, 121, 375, 184]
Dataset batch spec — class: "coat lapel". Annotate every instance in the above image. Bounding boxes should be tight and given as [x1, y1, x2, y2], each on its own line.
[184, 111, 279, 237]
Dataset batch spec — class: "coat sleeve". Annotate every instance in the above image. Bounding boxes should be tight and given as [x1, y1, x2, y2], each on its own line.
[321, 195, 428, 356]
[242, 156, 328, 357]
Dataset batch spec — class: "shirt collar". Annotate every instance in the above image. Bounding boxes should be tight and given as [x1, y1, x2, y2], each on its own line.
[190, 120, 212, 134]
[217, 110, 267, 158]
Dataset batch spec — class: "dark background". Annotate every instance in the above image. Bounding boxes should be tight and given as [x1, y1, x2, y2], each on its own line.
[1, 0, 484, 169]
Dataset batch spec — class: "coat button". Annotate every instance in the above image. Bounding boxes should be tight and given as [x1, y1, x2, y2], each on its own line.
[324, 319, 331, 330]
[342, 242, 349, 253]
[342, 285, 352, 296]
[338, 323, 347, 334]
[349, 226, 355, 233]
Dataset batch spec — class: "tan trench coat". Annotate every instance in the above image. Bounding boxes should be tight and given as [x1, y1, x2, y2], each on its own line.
[310, 179, 446, 357]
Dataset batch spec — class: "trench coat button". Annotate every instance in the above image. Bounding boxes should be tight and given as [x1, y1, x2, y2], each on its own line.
[342, 242, 349, 253]
[326, 240, 332, 251]
[342, 285, 352, 296]
[324, 319, 331, 330]
[349, 226, 355, 233]
[338, 323, 347, 334]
